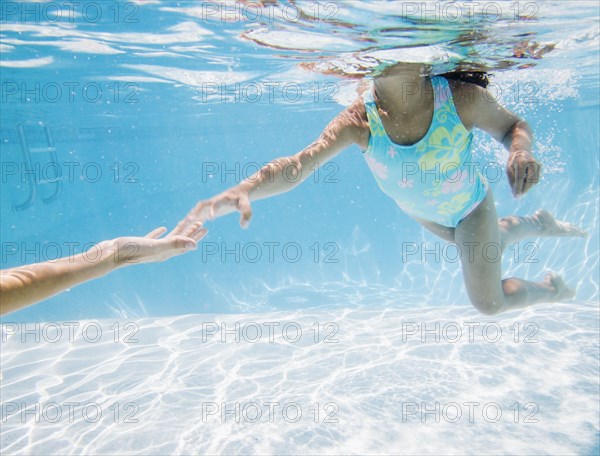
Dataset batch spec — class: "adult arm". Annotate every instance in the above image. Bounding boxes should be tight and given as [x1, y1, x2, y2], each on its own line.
[0, 224, 206, 315]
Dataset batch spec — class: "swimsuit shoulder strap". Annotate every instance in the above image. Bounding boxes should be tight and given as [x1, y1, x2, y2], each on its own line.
[361, 79, 386, 139]
[431, 75, 464, 124]
[361, 78, 375, 104]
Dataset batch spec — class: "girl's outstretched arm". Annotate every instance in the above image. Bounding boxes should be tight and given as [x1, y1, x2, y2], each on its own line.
[462, 83, 541, 197]
[173, 100, 367, 231]
[0, 224, 207, 315]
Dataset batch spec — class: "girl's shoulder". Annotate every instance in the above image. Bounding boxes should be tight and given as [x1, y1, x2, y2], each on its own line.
[444, 79, 488, 131]
[445, 78, 486, 101]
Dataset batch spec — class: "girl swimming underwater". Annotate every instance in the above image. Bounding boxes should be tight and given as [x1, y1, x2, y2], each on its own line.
[172, 62, 586, 315]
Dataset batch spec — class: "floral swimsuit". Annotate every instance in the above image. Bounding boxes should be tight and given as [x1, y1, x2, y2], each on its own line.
[362, 76, 488, 228]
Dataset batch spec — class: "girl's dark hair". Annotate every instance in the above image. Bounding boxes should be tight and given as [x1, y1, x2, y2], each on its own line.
[439, 71, 490, 88]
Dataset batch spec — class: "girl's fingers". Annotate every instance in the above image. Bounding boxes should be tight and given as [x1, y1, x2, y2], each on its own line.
[146, 227, 167, 239]
[208, 203, 217, 220]
[196, 203, 213, 222]
[510, 174, 520, 197]
[518, 171, 527, 195]
[507, 163, 518, 196]
[236, 195, 253, 228]
[522, 162, 541, 195]
[211, 196, 233, 218]
[523, 168, 534, 194]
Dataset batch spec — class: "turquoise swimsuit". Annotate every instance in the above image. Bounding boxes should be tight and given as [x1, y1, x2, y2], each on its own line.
[362, 76, 488, 228]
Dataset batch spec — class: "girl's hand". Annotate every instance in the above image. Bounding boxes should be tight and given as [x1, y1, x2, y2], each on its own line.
[100, 223, 208, 267]
[507, 151, 542, 197]
[172, 188, 253, 235]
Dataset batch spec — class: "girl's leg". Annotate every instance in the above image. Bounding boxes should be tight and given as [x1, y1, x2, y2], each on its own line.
[416, 208, 586, 247]
[454, 191, 575, 315]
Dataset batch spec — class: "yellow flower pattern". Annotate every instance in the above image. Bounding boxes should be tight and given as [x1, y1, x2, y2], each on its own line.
[437, 192, 472, 216]
[418, 124, 468, 171]
[423, 180, 444, 198]
[365, 103, 387, 138]
[362, 76, 488, 228]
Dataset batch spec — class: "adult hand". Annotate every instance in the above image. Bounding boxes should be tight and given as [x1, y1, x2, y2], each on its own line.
[102, 222, 208, 266]
[0, 223, 208, 315]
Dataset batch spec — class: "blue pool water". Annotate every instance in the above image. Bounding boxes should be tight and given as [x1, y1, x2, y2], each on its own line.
[1, 1, 599, 454]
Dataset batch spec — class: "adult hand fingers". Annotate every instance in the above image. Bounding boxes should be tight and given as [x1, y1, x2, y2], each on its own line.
[192, 228, 209, 241]
[146, 227, 167, 239]
[170, 217, 193, 236]
[164, 235, 197, 252]
[186, 222, 208, 241]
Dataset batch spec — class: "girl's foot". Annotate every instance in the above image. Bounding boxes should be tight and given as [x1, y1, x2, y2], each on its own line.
[544, 272, 576, 301]
[500, 210, 587, 240]
[532, 210, 587, 237]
